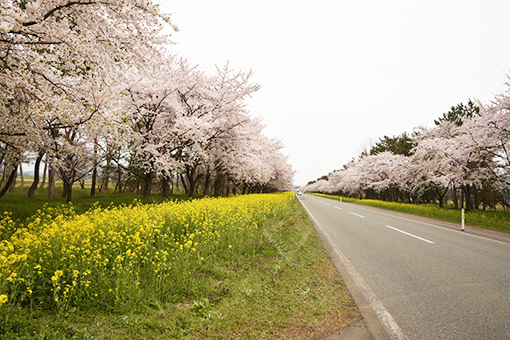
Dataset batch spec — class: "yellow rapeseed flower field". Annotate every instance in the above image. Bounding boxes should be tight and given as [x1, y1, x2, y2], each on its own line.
[0, 193, 293, 314]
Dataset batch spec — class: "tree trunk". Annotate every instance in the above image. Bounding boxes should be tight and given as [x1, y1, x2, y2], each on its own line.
[213, 177, 221, 196]
[48, 166, 55, 199]
[203, 172, 211, 196]
[9, 166, 17, 191]
[90, 139, 98, 197]
[180, 174, 189, 197]
[122, 177, 129, 194]
[438, 193, 444, 209]
[0, 165, 18, 198]
[100, 156, 111, 192]
[186, 178, 196, 197]
[183, 166, 203, 198]
[118, 167, 124, 194]
[434, 184, 448, 209]
[90, 163, 97, 197]
[66, 183, 73, 203]
[142, 172, 153, 199]
[473, 188, 479, 210]
[161, 176, 171, 198]
[41, 158, 47, 188]
[463, 185, 473, 211]
[452, 186, 459, 209]
[19, 163, 24, 189]
[28, 151, 44, 198]
[61, 178, 69, 198]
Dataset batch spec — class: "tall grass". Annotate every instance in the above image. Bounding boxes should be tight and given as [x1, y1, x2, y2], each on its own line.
[312, 193, 510, 233]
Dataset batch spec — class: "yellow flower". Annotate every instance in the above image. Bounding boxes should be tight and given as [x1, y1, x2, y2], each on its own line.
[51, 270, 63, 284]
[0, 294, 7, 305]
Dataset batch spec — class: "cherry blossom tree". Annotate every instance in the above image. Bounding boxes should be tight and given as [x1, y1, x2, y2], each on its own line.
[1, 2, 296, 200]
[118, 56, 292, 198]
[459, 85, 510, 206]
[411, 131, 459, 208]
[173, 63, 261, 197]
[413, 120, 493, 210]
[118, 57, 182, 198]
[205, 118, 272, 194]
[1, 0, 176, 200]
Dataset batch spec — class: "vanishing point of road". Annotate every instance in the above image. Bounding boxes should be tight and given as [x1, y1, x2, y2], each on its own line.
[299, 194, 510, 340]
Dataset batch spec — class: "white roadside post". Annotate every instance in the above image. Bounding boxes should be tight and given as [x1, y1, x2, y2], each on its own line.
[461, 208, 465, 231]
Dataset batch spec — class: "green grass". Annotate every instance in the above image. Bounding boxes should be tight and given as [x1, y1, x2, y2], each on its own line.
[311, 193, 510, 234]
[0, 185, 192, 224]
[0, 191, 360, 339]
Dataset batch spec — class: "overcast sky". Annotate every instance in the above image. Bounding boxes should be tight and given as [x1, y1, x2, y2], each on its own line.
[158, 0, 510, 186]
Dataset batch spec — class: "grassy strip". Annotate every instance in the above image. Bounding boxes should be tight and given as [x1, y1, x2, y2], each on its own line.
[0, 186, 193, 224]
[311, 193, 510, 234]
[0, 194, 360, 339]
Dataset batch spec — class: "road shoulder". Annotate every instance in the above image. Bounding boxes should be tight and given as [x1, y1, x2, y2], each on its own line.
[325, 320, 373, 340]
[298, 196, 391, 340]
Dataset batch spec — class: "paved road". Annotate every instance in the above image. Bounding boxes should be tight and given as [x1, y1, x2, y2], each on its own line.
[299, 194, 510, 340]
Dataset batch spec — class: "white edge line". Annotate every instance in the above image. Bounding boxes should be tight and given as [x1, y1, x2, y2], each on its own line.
[298, 197, 407, 340]
[345, 203, 510, 246]
[385, 225, 435, 244]
[350, 212, 365, 218]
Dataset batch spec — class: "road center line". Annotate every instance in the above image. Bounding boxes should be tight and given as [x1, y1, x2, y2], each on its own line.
[350, 212, 365, 218]
[334, 206, 342, 210]
[385, 225, 435, 244]
[335, 201, 510, 245]
[325, 203, 330, 206]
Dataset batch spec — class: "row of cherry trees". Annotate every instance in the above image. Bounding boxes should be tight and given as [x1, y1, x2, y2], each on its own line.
[301, 86, 510, 211]
[0, 0, 294, 201]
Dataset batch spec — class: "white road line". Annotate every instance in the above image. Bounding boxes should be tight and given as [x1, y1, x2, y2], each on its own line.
[350, 212, 365, 218]
[346, 204, 510, 246]
[298, 198, 407, 340]
[385, 225, 435, 244]
[334, 206, 342, 210]
[325, 203, 330, 206]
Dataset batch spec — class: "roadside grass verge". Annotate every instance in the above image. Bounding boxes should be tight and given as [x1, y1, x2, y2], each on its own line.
[0, 193, 360, 339]
[311, 193, 510, 234]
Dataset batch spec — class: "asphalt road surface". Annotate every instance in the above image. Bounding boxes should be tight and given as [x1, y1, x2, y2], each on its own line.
[298, 194, 510, 340]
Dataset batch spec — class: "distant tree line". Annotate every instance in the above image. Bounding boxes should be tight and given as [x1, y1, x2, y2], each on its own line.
[301, 97, 510, 211]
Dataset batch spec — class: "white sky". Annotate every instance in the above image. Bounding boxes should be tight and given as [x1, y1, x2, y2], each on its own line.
[158, 0, 510, 186]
